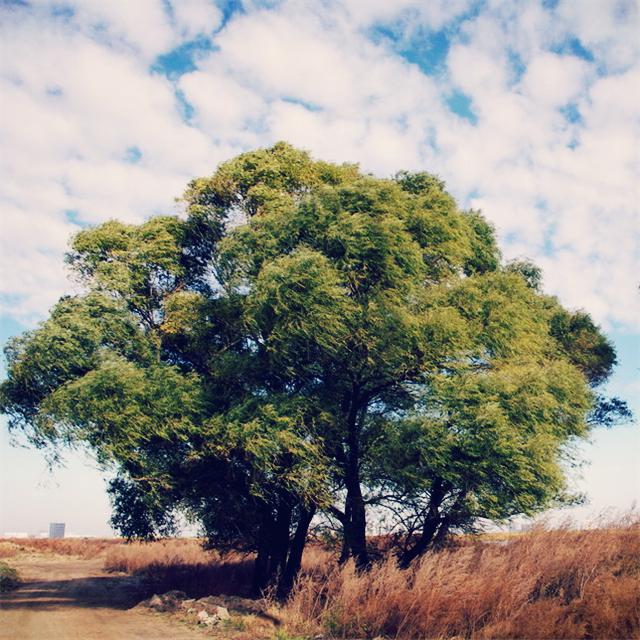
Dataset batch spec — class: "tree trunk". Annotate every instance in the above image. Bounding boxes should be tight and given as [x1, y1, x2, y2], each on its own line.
[399, 479, 445, 568]
[267, 500, 293, 586]
[432, 514, 451, 549]
[399, 513, 440, 568]
[251, 500, 293, 596]
[276, 505, 315, 600]
[338, 503, 351, 564]
[252, 513, 275, 596]
[327, 506, 351, 564]
[432, 492, 467, 550]
[341, 391, 369, 568]
[344, 475, 369, 568]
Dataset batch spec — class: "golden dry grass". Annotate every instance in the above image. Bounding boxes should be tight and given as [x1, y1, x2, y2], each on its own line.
[281, 519, 640, 639]
[103, 537, 210, 572]
[104, 538, 255, 598]
[0, 542, 21, 558]
[0, 537, 121, 558]
[7, 518, 638, 638]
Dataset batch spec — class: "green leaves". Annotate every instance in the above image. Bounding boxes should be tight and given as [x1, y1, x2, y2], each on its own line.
[1, 293, 152, 433]
[203, 399, 330, 508]
[66, 216, 186, 325]
[549, 309, 617, 386]
[247, 247, 355, 374]
[442, 271, 553, 359]
[372, 358, 591, 520]
[41, 355, 203, 461]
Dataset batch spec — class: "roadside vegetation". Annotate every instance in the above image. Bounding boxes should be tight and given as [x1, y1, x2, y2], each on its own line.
[105, 539, 254, 598]
[1, 538, 121, 558]
[7, 516, 637, 639]
[279, 519, 640, 640]
[107, 518, 640, 639]
[0, 562, 20, 592]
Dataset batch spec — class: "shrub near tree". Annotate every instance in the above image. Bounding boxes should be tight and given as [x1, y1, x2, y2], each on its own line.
[0, 143, 629, 597]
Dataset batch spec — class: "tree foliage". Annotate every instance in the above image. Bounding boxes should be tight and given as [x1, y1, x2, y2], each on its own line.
[0, 142, 628, 596]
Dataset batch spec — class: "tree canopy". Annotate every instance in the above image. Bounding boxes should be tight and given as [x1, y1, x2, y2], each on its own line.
[0, 142, 629, 597]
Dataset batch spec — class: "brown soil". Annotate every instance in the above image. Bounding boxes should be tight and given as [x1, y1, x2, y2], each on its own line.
[0, 555, 208, 639]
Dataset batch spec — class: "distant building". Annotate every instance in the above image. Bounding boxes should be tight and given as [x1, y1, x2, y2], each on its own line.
[49, 522, 65, 539]
[3, 532, 28, 539]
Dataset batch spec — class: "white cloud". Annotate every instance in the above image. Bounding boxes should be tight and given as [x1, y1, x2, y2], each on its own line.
[170, 0, 223, 40]
[338, 0, 474, 30]
[212, 10, 362, 113]
[0, 0, 638, 332]
[433, 1, 639, 329]
[0, 3, 226, 319]
[28, 0, 176, 60]
[521, 52, 591, 107]
[179, 65, 267, 135]
[555, 0, 640, 71]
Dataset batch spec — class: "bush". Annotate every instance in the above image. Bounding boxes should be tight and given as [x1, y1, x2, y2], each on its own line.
[0, 562, 20, 592]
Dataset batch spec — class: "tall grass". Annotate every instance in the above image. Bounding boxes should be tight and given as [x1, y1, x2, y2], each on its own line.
[1, 537, 121, 558]
[7, 520, 637, 638]
[104, 539, 255, 598]
[0, 542, 20, 558]
[282, 519, 640, 639]
[101, 520, 640, 638]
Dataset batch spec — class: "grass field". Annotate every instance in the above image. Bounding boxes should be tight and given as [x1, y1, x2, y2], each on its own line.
[4, 516, 639, 639]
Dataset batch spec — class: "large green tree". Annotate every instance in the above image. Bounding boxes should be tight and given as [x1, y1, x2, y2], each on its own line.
[1, 143, 628, 596]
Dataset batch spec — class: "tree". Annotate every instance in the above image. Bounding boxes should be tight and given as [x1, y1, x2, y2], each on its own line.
[362, 275, 630, 566]
[1, 143, 628, 595]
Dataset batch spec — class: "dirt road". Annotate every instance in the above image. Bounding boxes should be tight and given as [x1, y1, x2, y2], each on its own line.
[0, 555, 207, 639]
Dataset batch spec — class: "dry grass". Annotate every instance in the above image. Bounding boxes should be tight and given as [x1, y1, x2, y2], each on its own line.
[0, 542, 21, 558]
[104, 538, 209, 572]
[104, 538, 255, 598]
[281, 518, 640, 639]
[8, 519, 638, 638]
[103, 519, 640, 638]
[1, 537, 121, 558]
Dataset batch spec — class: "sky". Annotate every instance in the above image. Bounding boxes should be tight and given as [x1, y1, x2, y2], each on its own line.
[0, 0, 638, 536]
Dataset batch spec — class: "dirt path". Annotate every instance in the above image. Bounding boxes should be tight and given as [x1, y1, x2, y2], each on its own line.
[0, 555, 207, 639]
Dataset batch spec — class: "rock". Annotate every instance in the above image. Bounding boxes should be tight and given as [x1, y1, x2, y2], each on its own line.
[198, 595, 269, 617]
[180, 598, 196, 610]
[215, 605, 230, 621]
[163, 590, 187, 601]
[141, 590, 188, 613]
[197, 610, 218, 626]
[161, 590, 187, 611]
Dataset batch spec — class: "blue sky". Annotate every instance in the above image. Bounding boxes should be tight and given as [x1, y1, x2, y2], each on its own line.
[0, 0, 638, 535]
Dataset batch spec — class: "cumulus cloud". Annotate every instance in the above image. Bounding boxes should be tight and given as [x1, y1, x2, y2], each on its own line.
[0, 0, 638, 331]
[555, 0, 640, 71]
[521, 52, 591, 106]
[171, 0, 223, 40]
